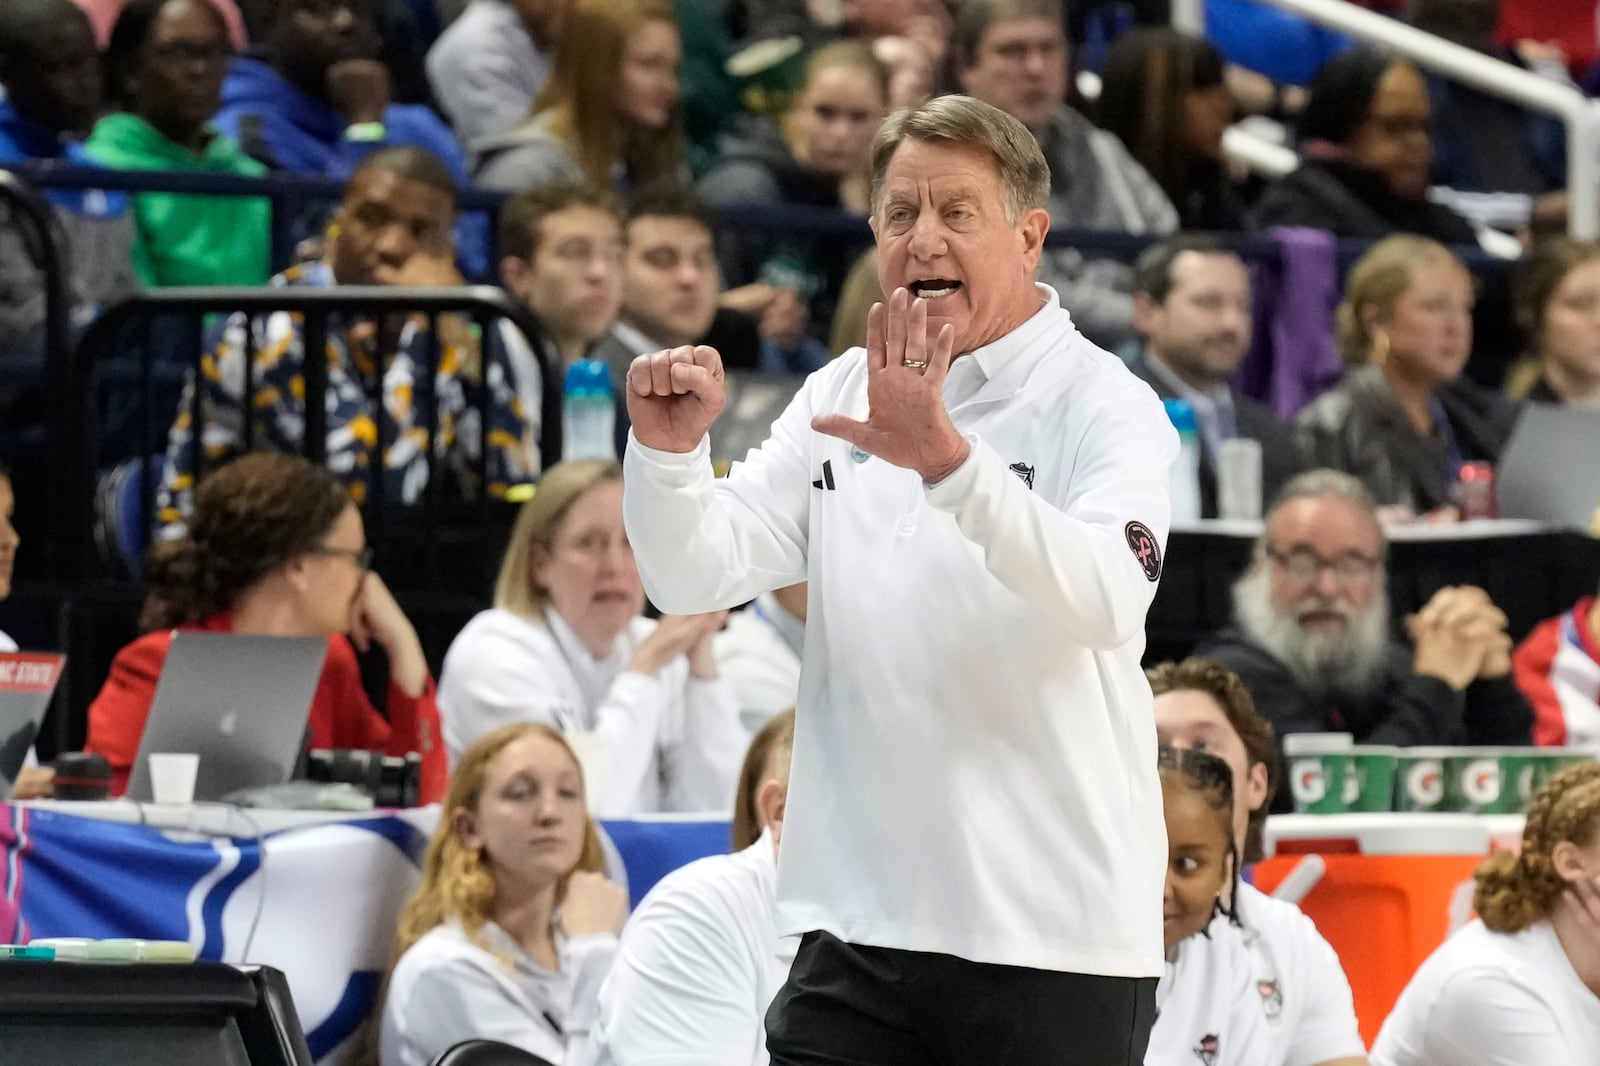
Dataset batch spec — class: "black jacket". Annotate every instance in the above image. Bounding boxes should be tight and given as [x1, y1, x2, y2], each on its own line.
[1128, 352, 1305, 517]
[1294, 364, 1520, 511]
[1254, 157, 1479, 245]
[1199, 627, 1534, 812]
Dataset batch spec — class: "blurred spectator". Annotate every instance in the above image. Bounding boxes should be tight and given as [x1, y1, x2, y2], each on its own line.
[1201, 469, 1533, 808]
[1507, 238, 1600, 405]
[1254, 48, 1484, 249]
[472, 0, 685, 193]
[0, 0, 138, 354]
[713, 582, 804, 734]
[699, 40, 887, 352]
[379, 722, 627, 1066]
[1150, 658, 1368, 1065]
[1203, 0, 1349, 89]
[952, 0, 1177, 350]
[1409, 0, 1566, 205]
[593, 185, 810, 408]
[1096, 28, 1251, 232]
[589, 709, 796, 1065]
[71, 0, 246, 48]
[1128, 236, 1302, 518]
[827, 244, 881, 355]
[1296, 236, 1515, 516]
[498, 181, 624, 368]
[87, 0, 271, 287]
[84, 453, 447, 801]
[155, 148, 538, 529]
[1371, 762, 1600, 1064]
[1513, 591, 1600, 750]
[425, 0, 565, 147]
[215, 0, 467, 182]
[437, 459, 746, 815]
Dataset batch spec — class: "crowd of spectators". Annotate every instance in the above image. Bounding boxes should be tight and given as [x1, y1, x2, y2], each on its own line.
[3, 0, 1600, 1063]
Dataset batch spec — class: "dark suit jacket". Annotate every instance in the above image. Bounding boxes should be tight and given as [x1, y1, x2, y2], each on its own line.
[1128, 351, 1305, 517]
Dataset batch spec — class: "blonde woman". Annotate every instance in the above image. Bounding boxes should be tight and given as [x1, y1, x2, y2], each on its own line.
[1372, 761, 1600, 1065]
[1295, 235, 1517, 517]
[472, 0, 685, 193]
[437, 460, 744, 815]
[378, 722, 629, 1066]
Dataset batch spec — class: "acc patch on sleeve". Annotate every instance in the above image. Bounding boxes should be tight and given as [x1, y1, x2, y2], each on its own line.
[1124, 521, 1162, 582]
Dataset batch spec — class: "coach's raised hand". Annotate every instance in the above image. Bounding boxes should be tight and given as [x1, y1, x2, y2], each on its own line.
[812, 288, 970, 484]
[625, 344, 727, 453]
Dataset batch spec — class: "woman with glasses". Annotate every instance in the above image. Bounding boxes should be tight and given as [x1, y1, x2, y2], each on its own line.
[1253, 47, 1482, 249]
[1295, 234, 1517, 520]
[438, 459, 745, 816]
[1145, 744, 1271, 1066]
[86, 0, 271, 286]
[84, 452, 446, 800]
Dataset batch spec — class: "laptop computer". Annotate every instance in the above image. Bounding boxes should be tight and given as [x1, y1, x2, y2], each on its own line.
[0, 652, 65, 794]
[1496, 405, 1600, 530]
[125, 633, 329, 803]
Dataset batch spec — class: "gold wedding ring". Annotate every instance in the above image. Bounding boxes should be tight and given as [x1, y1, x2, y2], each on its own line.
[902, 359, 929, 369]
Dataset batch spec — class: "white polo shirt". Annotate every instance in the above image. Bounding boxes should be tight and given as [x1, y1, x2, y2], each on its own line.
[1231, 882, 1366, 1065]
[1148, 920, 1272, 1066]
[624, 285, 1177, 975]
[590, 829, 795, 1065]
[1371, 917, 1600, 1066]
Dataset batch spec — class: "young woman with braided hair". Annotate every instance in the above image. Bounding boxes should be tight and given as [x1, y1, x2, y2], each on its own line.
[1372, 761, 1600, 1065]
[1146, 745, 1270, 1066]
[1151, 658, 1367, 1066]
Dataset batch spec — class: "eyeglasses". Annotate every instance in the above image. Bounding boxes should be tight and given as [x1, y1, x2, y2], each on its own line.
[313, 545, 374, 571]
[1267, 548, 1381, 587]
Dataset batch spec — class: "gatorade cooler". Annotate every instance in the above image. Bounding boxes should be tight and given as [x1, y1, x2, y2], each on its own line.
[1255, 814, 1498, 1048]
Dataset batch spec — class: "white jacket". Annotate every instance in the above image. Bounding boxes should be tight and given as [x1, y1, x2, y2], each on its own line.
[712, 592, 803, 734]
[438, 608, 746, 816]
[379, 920, 614, 1066]
[623, 285, 1178, 975]
[1148, 919, 1272, 1066]
[591, 830, 795, 1066]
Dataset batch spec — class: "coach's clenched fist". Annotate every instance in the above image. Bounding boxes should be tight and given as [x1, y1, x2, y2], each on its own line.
[625, 344, 727, 454]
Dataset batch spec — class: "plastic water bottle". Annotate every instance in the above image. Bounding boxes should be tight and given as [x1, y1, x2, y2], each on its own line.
[1163, 398, 1203, 524]
[562, 359, 616, 461]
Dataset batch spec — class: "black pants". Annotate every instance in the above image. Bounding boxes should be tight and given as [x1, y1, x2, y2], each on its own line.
[766, 931, 1157, 1066]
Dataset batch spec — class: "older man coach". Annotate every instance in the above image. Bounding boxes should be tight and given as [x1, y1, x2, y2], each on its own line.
[621, 96, 1177, 1064]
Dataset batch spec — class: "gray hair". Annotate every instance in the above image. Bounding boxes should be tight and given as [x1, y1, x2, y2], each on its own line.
[1258, 468, 1386, 557]
[952, 0, 1066, 68]
[869, 94, 1050, 223]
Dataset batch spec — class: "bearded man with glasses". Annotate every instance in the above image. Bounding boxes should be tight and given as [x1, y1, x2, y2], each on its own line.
[1201, 469, 1533, 812]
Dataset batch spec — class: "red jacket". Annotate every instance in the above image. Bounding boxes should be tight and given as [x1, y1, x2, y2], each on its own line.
[85, 613, 446, 804]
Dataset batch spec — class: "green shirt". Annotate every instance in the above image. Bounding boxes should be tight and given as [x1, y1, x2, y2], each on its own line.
[85, 113, 271, 287]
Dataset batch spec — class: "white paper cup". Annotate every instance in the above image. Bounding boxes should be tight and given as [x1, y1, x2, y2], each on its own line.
[1217, 438, 1264, 520]
[148, 753, 200, 805]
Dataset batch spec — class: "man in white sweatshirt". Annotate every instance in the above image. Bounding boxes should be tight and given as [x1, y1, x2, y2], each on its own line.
[620, 94, 1177, 1063]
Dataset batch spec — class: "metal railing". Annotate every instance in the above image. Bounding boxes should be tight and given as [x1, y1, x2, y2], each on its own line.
[1172, 0, 1600, 238]
[65, 286, 562, 585]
